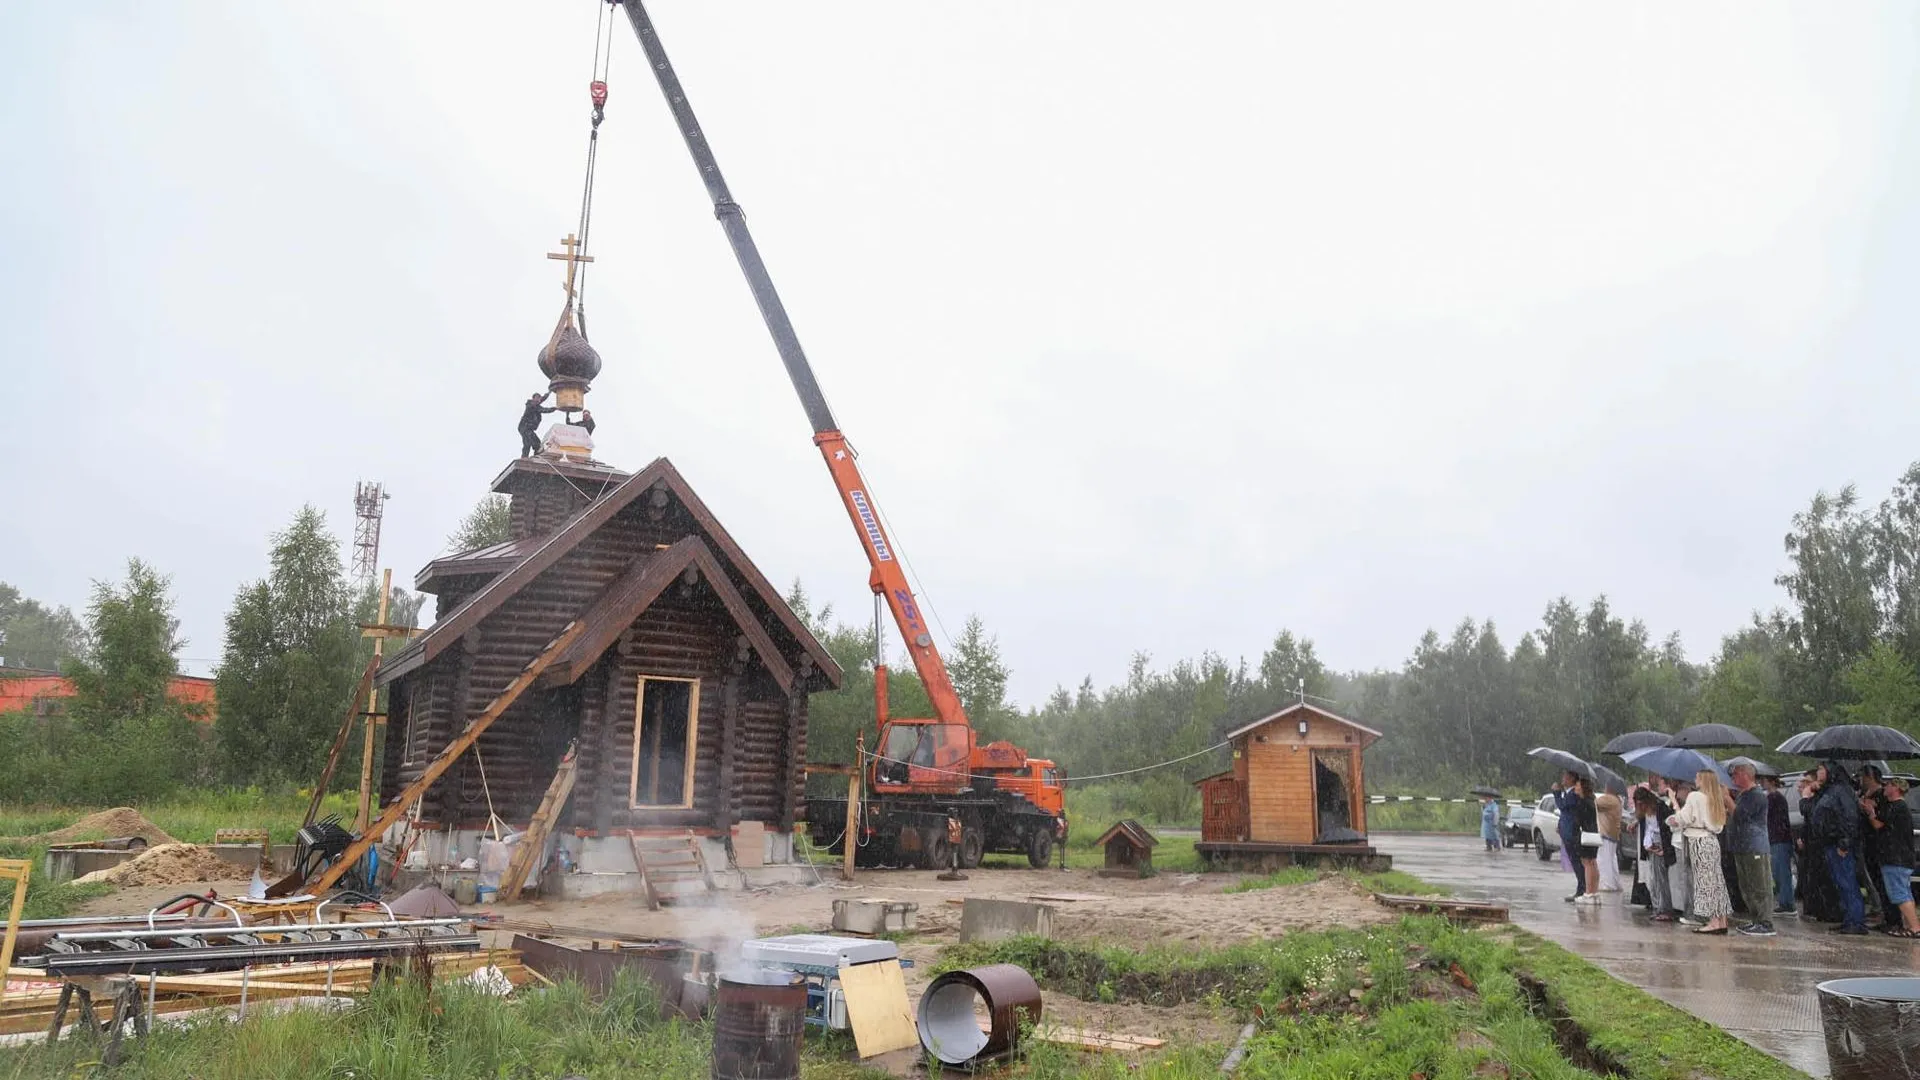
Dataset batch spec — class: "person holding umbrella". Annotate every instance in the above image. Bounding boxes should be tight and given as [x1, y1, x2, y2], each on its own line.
[1809, 762, 1869, 935]
[1552, 771, 1589, 902]
[1763, 772, 1796, 917]
[1796, 767, 1843, 922]
[1861, 769, 1919, 937]
[1596, 784, 1625, 894]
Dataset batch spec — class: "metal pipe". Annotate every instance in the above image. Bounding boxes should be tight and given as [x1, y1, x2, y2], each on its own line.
[31, 933, 483, 976]
[50, 918, 467, 944]
[917, 964, 1043, 1065]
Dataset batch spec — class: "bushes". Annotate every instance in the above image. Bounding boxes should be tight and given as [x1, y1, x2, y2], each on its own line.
[0, 709, 211, 806]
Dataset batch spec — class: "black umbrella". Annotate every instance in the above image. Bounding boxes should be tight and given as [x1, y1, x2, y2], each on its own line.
[1790, 725, 1920, 761]
[1601, 730, 1671, 756]
[1589, 763, 1629, 797]
[1721, 755, 1780, 779]
[1775, 730, 1819, 755]
[1665, 723, 1763, 750]
[1468, 785, 1502, 799]
[1527, 746, 1595, 779]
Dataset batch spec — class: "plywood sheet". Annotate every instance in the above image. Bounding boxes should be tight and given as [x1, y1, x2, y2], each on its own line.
[840, 959, 917, 1058]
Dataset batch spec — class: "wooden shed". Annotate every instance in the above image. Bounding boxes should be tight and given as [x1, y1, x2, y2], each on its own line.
[374, 455, 841, 881]
[1194, 702, 1388, 870]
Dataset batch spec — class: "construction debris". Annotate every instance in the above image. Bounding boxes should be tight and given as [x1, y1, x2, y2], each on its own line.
[73, 844, 240, 887]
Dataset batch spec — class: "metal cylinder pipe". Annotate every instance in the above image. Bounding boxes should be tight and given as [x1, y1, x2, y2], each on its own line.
[917, 963, 1043, 1066]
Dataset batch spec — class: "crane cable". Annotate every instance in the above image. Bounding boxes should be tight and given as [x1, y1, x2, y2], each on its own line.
[571, 1, 615, 339]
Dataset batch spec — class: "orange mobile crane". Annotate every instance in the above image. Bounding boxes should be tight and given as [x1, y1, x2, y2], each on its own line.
[620, 2, 1066, 868]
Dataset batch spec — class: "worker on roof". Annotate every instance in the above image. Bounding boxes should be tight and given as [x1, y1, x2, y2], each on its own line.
[519, 392, 555, 456]
[578, 409, 595, 435]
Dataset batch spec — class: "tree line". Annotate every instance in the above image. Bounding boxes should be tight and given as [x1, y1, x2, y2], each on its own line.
[10, 461, 1920, 809]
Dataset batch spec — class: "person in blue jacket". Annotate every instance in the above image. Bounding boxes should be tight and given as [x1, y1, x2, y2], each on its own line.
[1555, 771, 1586, 901]
[1480, 795, 1503, 852]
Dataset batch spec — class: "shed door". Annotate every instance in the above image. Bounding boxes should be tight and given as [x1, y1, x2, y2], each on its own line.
[1203, 778, 1247, 842]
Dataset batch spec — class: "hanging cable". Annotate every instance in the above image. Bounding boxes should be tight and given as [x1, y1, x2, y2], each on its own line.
[571, 0, 615, 338]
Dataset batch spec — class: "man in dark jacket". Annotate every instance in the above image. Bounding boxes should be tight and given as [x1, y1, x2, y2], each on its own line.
[1863, 771, 1919, 936]
[1813, 764, 1868, 934]
[1728, 763, 1777, 936]
[519, 392, 555, 456]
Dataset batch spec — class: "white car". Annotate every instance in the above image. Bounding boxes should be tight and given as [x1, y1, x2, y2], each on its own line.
[1531, 792, 1635, 870]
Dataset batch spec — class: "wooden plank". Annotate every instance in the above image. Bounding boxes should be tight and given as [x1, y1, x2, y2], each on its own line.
[1371, 893, 1508, 922]
[1033, 1025, 1165, 1052]
[839, 959, 916, 1058]
[305, 619, 586, 895]
[499, 746, 581, 901]
[627, 833, 662, 911]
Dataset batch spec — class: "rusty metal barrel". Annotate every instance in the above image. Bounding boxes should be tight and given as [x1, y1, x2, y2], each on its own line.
[712, 969, 806, 1080]
[1816, 977, 1920, 1080]
[917, 963, 1043, 1066]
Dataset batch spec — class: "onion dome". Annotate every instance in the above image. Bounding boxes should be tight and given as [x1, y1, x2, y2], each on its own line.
[538, 324, 602, 382]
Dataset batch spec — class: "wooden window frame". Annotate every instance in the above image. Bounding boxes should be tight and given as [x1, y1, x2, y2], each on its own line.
[629, 675, 701, 810]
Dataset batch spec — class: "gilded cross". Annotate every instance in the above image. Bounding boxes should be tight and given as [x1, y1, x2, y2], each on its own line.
[546, 233, 595, 300]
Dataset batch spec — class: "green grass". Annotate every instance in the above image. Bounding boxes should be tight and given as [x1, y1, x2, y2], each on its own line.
[1509, 929, 1809, 1080]
[1347, 868, 1449, 897]
[0, 789, 358, 846]
[943, 917, 1808, 1080]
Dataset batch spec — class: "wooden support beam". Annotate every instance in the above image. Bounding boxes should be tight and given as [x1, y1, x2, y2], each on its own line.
[499, 746, 580, 901]
[355, 570, 395, 834]
[844, 731, 862, 882]
[305, 658, 381, 830]
[307, 619, 586, 895]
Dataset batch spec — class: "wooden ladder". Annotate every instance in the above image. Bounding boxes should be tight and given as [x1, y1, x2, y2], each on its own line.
[498, 745, 580, 902]
[625, 832, 716, 910]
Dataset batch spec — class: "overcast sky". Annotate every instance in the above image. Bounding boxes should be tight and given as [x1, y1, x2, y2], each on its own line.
[3, 3, 1916, 706]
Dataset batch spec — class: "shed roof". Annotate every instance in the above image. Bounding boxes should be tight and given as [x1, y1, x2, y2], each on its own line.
[1224, 701, 1382, 742]
[1094, 819, 1158, 849]
[378, 457, 841, 690]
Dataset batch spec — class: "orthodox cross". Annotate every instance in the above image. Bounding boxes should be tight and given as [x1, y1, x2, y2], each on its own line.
[547, 233, 595, 303]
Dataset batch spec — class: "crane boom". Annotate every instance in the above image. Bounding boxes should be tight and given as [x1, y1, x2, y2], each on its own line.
[618, 0, 967, 735]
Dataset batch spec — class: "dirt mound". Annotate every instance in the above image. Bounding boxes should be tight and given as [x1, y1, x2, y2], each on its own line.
[75, 843, 236, 887]
[39, 807, 177, 847]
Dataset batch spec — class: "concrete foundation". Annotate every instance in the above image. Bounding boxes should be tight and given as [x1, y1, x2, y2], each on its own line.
[1195, 840, 1391, 873]
[385, 825, 804, 899]
[959, 898, 1056, 944]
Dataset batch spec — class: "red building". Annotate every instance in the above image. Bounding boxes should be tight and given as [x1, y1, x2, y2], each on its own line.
[0, 666, 218, 722]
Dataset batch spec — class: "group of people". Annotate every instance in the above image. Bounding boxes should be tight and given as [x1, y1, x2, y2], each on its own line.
[1527, 760, 1920, 939]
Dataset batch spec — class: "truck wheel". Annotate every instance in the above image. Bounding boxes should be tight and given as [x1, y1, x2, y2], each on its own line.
[1535, 832, 1551, 861]
[1026, 829, 1054, 869]
[923, 830, 953, 871]
[960, 829, 985, 869]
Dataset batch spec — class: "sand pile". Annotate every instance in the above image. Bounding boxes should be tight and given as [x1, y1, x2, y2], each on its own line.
[75, 843, 237, 886]
[38, 807, 177, 847]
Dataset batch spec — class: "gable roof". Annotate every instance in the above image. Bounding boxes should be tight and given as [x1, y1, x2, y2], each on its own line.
[1224, 701, 1382, 742]
[378, 457, 840, 689]
[538, 535, 796, 689]
[1094, 819, 1158, 849]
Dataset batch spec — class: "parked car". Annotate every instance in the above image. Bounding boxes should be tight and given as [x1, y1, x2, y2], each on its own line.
[1532, 794, 1561, 860]
[1504, 804, 1535, 848]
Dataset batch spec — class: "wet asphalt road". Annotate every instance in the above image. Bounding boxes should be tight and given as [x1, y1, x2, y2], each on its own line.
[1374, 832, 1920, 1078]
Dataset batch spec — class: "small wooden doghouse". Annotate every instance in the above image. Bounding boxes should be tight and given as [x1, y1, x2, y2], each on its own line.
[1094, 819, 1157, 877]
[1194, 702, 1388, 870]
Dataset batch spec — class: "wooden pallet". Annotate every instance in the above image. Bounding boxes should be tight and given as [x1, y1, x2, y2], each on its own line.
[499, 746, 579, 902]
[1371, 892, 1509, 922]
